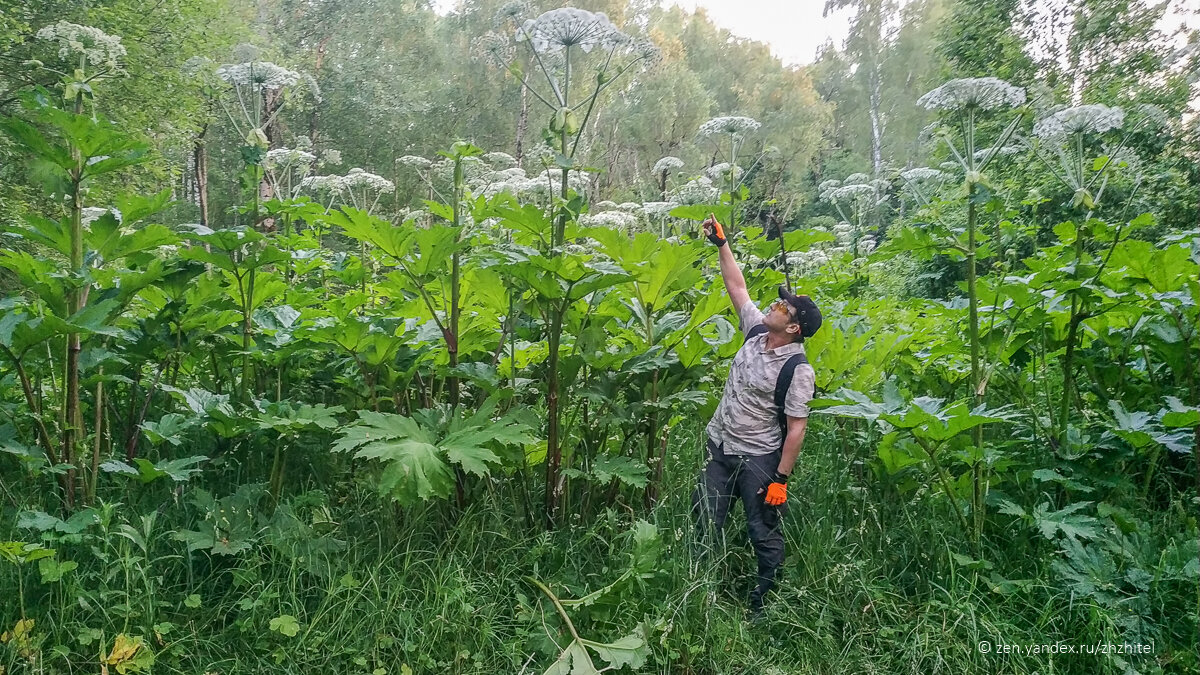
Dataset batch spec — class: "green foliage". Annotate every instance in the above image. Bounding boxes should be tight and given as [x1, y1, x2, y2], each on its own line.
[333, 397, 535, 505]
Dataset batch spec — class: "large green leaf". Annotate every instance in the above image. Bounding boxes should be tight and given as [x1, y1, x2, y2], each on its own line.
[326, 207, 414, 260]
[589, 455, 649, 488]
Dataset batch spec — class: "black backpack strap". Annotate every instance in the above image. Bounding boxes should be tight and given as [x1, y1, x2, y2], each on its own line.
[744, 323, 768, 343]
[773, 353, 808, 440]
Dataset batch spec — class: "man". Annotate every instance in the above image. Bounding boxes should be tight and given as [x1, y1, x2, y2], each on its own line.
[694, 214, 821, 616]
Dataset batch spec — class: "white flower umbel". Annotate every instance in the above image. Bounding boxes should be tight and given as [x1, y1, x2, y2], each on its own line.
[653, 156, 684, 174]
[706, 162, 743, 183]
[579, 210, 638, 230]
[321, 149, 343, 167]
[669, 176, 719, 205]
[899, 167, 948, 203]
[697, 115, 761, 231]
[494, 1, 532, 27]
[828, 183, 875, 202]
[344, 168, 395, 194]
[516, 8, 627, 54]
[698, 116, 762, 137]
[1033, 104, 1125, 142]
[595, 200, 617, 210]
[216, 61, 302, 91]
[396, 155, 432, 170]
[264, 147, 317, 199]
[36, 21, 126, 70]
[472, 31, 514, 68]
[616, 201, 642, 212]
[483, 151, 518, 168]
[843, 173, 870, 185]
[917, 77, 1026, 111]
[641, 201, 678, 218]
[265, 147, 316, 170]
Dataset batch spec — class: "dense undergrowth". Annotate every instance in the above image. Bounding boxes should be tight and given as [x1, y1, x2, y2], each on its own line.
[5, 419, 1194, 674]
[2, 2, 1199, 675]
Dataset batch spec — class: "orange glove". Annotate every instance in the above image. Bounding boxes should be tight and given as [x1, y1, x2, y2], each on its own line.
[763, 471, 788, 506]
[702, 214, 727, 247]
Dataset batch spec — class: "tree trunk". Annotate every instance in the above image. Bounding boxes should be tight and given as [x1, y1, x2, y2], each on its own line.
[309, 36, 330, 148]
[193, 122, 210, 228]
[515, 85, 528, 166]
[869, 67, 884, 178]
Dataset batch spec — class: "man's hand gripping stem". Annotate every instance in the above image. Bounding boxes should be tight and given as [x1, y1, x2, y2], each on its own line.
[703, 213, 727, 247]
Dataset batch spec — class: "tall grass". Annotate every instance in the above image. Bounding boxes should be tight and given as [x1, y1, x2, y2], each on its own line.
[3, 420, 1191, 674]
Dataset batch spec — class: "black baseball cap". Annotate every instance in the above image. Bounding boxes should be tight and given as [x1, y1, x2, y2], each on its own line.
[778, 286, 822, 339]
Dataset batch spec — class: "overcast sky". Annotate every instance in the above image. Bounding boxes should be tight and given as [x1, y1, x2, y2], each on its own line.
[655, 1, 852, 66]
[432, 1, 853, 66]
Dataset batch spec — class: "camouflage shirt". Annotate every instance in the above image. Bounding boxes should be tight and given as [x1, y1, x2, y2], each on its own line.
[705, 299, 816, 456]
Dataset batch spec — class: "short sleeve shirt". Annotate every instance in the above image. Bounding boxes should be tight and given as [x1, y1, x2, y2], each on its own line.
[705, 299, 816, 456]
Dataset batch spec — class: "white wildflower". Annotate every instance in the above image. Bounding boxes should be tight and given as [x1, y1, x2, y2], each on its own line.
[616, 201, 642, 212]
[397, 155, 432, 170]
[483, 151, 517, 167]
[817, 179, 841, 201]
[917, 77, 1026, 111]
[642, 201, 677, 217]
[301, 73, 322, 103]
[343, 168, 395, 194]
[494, 1, 532, 27]
[579, 210, 638, 229]
[264, 147, 316, 170]
[516, 8, 628, 54]
[843, 173, 869, 185]
[698, 116, 761, 137]
[653, 156, 684, 174]
[595, 200, 617, 209]
[1033, 104, 1125, 142]
[321, 149, 343, 166]
[35, 21, 126, 70]
[670, 176, 719, 205]
[1133, 103, 1168, 128]
[215, 62, 302, 90]
[231, 43, 261, 62]
[298, 174, 347, 194]
[472, 31, 514, 68]
[827, 183, 875, 202]
[706, 162, 743, 182]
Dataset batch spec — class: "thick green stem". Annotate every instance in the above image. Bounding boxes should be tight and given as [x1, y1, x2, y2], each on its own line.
[544, 304, 564, 528]
[62, 90, 87, 509]
[967, 182, 983, 543]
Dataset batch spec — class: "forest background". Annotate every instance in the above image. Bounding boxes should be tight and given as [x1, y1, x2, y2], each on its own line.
[0, 0, 1198, 673]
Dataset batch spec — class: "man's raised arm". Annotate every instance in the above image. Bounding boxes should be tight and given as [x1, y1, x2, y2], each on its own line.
[703, 214, 751, 310]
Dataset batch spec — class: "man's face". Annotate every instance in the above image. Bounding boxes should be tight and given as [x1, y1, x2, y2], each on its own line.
[762, 299, 800, 336]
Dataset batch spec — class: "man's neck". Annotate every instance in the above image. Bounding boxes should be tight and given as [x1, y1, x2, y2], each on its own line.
[764, 330, 794, 351]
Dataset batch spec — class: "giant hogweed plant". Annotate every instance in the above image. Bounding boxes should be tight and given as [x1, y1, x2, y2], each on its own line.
[869, 77, 1027, 543]
[1023, 103, 1166, 447]
[475, 8, 659, 525]
[0, 23, 180, 508]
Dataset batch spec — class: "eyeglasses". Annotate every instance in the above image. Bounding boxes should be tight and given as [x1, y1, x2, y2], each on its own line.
[770, 300, 799, 322]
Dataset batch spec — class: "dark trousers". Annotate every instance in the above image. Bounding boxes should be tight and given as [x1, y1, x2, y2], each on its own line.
[692, 438, 786, 607]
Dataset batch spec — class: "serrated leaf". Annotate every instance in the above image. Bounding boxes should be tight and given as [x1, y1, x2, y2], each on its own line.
[583, 628, 648, 670]
[590, 455, 649, 488]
